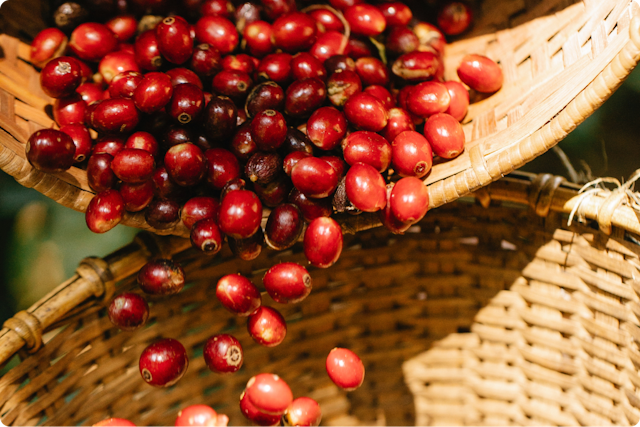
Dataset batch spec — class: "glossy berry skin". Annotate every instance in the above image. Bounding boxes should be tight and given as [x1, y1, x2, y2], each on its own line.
[326, 70, 362, 107]
[291, 53, 326, 81]
[385, 26, 419, 57]
[201, 0, 235, 17]
[99, 51, 140, 84]
[125, 132, 158, 157]
[324, 55, 355, 73]
[87, 153, 116, 192]
[377, 2, 412, 26]
[120, 180, 155, 212]
[326, 348, 364, 391]
[108, 292, 149, 331]
[26, 129, 75, 173]
[306, 107, 346, 151]
[145, 199, 181, 230]
[205, 148, 241, 190]
[343, 131, 391, 172]
[251, 110, 288, 150]
[59, 124, 91, 163]
[156, 16, 194, 65]
[222, 54, 256, 74]
[164, 143, 206, 187]
[54, 95, 86, 127]
[182, 197, 220, 230]
[195, 16, 239, 55]
[272, 12, 318, 53]
[191, 43, 222, 77]
[167, 68, 203, 88]
[85, 190, 125, 234]
[355, 57, 389, 87]
[283, 151, 311, 176]
[304, 217, 343, 268]
[345, 162, 387, 212]
[167, 84, 204, 124]
[444, 81, 470, 122]
[243, 21, 275, 58]
[257, 53, 293, 86]
[109, 71, 143, 99]
[230, 123, 258, 161]
[175, 405, 219, 427]
[438, 2, 473, 36]
[204, 334, 243, 374]
[391, 130, 433, 178]
[134, 72, 174, 114]
[78, 82, 106, 104]
[246, 82, 285, 118]
[364, 85, 395, 110]
[246, 373, 293, 416]
[424, 113, 466, 159]
[40, 57, 83, 99]
[135, 30, 163, 71]
[191, 218, 224, 255]
[282, 397, 322, 427]
[406, 82, 450, 118]
[91, 98, 139, 134]
[212, 70, 253, 101]
[282, 128, 315, 155]
[203, 96, 238, 143]
[345, 37, 373, 59]
[344, 93, 388, 132]
[216, 274, 262, 316]
[30, 28, 68, 69]
[392, 51, 440, 83]
[284, 77, 326, 118]
[309, 9, 344, 33]
[309, 31, 347, 63]
[457, 54, 503, 93]
[247, 307, 287, 347]
[138, 259, 185, 296]
[379, 184, 412, 234]
[390, 176, 429, 224]
[94, 418, 136, 426]
[229, 227, 264, 261]
[112, 149, 155, 184]
[219, 190, 263, 239]
[106, 15, 137, 42]
[152, 167, 182, 200]
[344, 4, 386, 36]
[139, 338, 188, 388]
[263, 262, 311, 304]
[240, 392, 281, 426]
[291, 157, 339, 199]
[265, 204, 304, 251]
[69, 23, 118, 62]
[381, 108, 415, 143]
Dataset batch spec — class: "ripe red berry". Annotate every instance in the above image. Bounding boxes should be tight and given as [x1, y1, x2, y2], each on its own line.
[344, 4, 386, 36]
[326, 348, 364, 391]
[112, 148, 155, 184]
[191, 218, 224, 255]
[424, 113, 466, 159]
[406, 81, 450, 118]
[257, 53, 293, 86]
[156, 16, 194, 65]
[139, 338, 188, 387]
[109, 70, 143, 99]
[164, 143, 206, 187]
[135, 30, 163, 71]
[69, 23, 118, 62]
[99, 51, 140, 84]
[120, 180, 155, 212]
[106, 15, 137, 42]
[381, 107, 415, 143]
[134, 72, 174, 113]
[413, 22, 446, 55]
[54, 94, 86, 127]
[87, 153, 116, 192]
[390, 176, 429, 224]
[263, 262, 311, 304]
[26, 129, 75, 173]
[108, 292, 149, 331]
[167, 83, 204, 124]
[288, 189, 332, 222]
[345, 162, 387, 212]
[272, 12, 318, 53]
[355, 57, 389, 87]
[290, 52, 327, 81]
[284, 77, 326, 118]
[306, 107, 347, 151]
[245, 373, 293, 415]
[379, 183, 412, 234]
[457, 54, 503, 93]
[218, 190, 263, 239]
[91, 98, 140, 134]
[203, 96, 238, 143]
[291, 157, 340, 199]
[137, 259, 185, 296]
[240, 390, 282, 426]
[251, 110, 288, 150]
[303, 217, 343, 268]
[243, 21, 275, 58]
[364, 85, 395, 110]
[309, 31, 347, 63]
[376, 2, 412, 26]
[392, 51, 441, 83]
[391, 130, 433, 178]
[246, 82, 285, 118]
[216, 274, 262, 316]
[443, 81, 469, 122]
[343, 92, 388, 131]
[195, 16, 239, 55]
[308, 8, 344, 32]
[181, 197, 220, 230]
[191, 43, 222, 77]
[342, 131, 392, 172]
[204, 334, 244, 374]
[282, 397, 322, 427]
[85, 190, 125, 234]
[40, 56, 83, 98]
[437, 2, 473, 36]
[30, 28, 68, 69]
[247, 306, 287, 347]
[326, 69, 362, 107]
[175, 405, 220, 427]
[145, 199, 181, 230]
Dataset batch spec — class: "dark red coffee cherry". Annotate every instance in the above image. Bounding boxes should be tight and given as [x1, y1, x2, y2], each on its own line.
[385, 25, 419, 56]
[284, 77, 326, 118]
[309, 31, 347, 63]
[191, 218, 224, 255]
[291, 52, 326, 81]
[139, 338, 189, 387]
[438, 1, 473, 36]
[326, 347, 364, 391]
[263, 262, 311, 304]
[257, 53, 293, 86]
[245, 82, 285, 118]
[355, 57, 389, 87]
[194, 16, 239, 55]
[247, 307, 287, 347]
[120, 180, 155, 212]
[288, 188, 332, 222]
[308, 8, 344, 32]
[106, 15, 137, 42]
[204, 334, 243, 374]
[303, 217, 342, 268]
[205, 147, 241, 190]
[99, 51, 140, 84]
[344, 4, 386, 36]
[87, 153, 116, 192]
[326, 69, 362, 107]
[53, 94, 86, 127]
[216, 274, 262, 316]
[251, 110, 287, 151]
[91, 98, 140, 134]
[134, 72, 174, 113]
[109, 70, 143, 99]
[264, 204, 304, 251]
[40, 56, 83, 98]
[167, 83, 204, 124]
[291, 157, 339, 199]
[392, 51, 441, 83]
[156, 16, 194, 65]
[212, 70, 253, 101]
[377, 2, 412, 26]
[272, 12, 318, 53]
[86, 190, 125, 234]
[125, 131, 159, 157]
[181, 196, 220, 230]
[135, 30, 163, 71]
[203, 95, 238, 143]
[191, 43, 222, 77]
[26, 129, 75, 173]
[145, 199, 181, 229]
[138, 258, 185, 295]
[108, 292, 149, 331]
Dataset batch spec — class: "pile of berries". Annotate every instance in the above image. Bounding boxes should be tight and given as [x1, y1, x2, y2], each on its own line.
[27, 0, 503, 424]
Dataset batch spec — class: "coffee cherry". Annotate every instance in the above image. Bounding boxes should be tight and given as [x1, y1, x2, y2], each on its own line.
[246, 82, 285, 117]
[443, 81, 469, 122]
[406, 81, 450, 118]
[191, 43, 222, 77]
[345, 162, 386, 212]
[285, 77, 326, 118]
[247, 306, 287, 346]
[139, 338, 188, 387]
[120, 180, 155, 212]
[91, 98, 140, 134]
[134, 72, 174, 113]
[391, 130, 432, 177]
[87, 154, 116, 193]
[156, 16, 194, 65]
[251, 110, 288, 150]
[212, 70, 253, 101]
[385, 25, 419, 56]
[261, 0, 296, 21]
[99, 51, 140, 84]
[291, 157, 339, 199]
[94, 418, 135, 426]
[258, 53, 293, 86]
[342, 131, 391, 172]
[288, 189, 332, 222]
[240, 390, 282, 426]
[390, 176, 429, 225]
[263, 262, 311, 304]
[167, 83, 204, 124]
[53, 95, 86, 127]
[201, 0, 235, 17]
[203, 334, 244, 374]
[424, 113, 465, 159]
[379, 183, 412, 234]
[229, 227, 264, 261]
[283, 128, 315, 155]
[40, 57, 83, 98]
[304, 217, 342, 268]
[86, 190, 125, 234]
[244, 21, 275, 58]
[108, 292, 149, 331]
[182, 197, 220, 230]
[216, 274, 262, 316]
[326, 70, 362, 107]
[344, 4, 386, 36]
[273, 12, 318, 53]
[245, 373, 293, 416]
[26, 129, 75, 173]
[291, 52, 326, 81]
[355, 57, 389, 87]
[135, 30, 163, 71]
[69, 23, 118, 62]
[457, 54, 503, 93]
[218, 190, 262, 239]
[306, 107, 347, 151]
[191, 218, 224, 255]
[254, 175, 292, 208]
[377, 2, 412, 26]
[138, 259, 185, 295]
[175, 405, 219, 427]
[343, 92, 388, 131]
[109, 71, 143, 99]
[413, 22, 446, 55]
[195, 16, 239, 55]
[106, 15, 137, 42]
[381, 107, 415, 143]
[437, 2, 473, 36]
[309, 31, 347, 63]
[323, 155, 347, 178]
[203, 96, 238, 143]
[326, 348, 364, 391]
[282, 397, 322, 427]
[324, 55, 355, 73]
[145, 199, 182, 230]
[308, 8, 344, 32]
[283, 151, 311, 176]
[78, 82, 106, 104]
[30, 28, 68, 69]
[346, 36, 374, 58]
[265, 202, 303, 250]
[392, 51, 440, 83]
[164, 143, 206, 187]
[364, 85, 395, 110]
[112, 148, 155, 184]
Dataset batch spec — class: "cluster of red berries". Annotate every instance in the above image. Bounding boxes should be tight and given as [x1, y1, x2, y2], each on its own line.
[29, 0, 502, 424]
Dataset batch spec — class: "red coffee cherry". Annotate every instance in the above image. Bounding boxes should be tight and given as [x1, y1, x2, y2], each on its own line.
[457, 54, 503, 93]
[309, 31, 347, 63]
[181, 197, 220, 230]
[134, 72, 174, 113]
[87, 153, 116, 193]
[272, 12, 318, 53]
[381, 107, 415, 143]
[108, 292, 149, 331]
[125, 131, 158, 157]
[254, 175, 292, 208]
[59, 124, 91, 163]
[413, 22, 446, 55]
[106, 15, 137, 42]
[216, 274, 262, 316]
[85, 190, 125, 234]
[30, 28, 68, 69]
[406, 81, 450, 118]
[291, 52, 326, 81]
[303, 217, 343, 268]
[282, 397, 322, 427]
[191, 43, 222, 77]
[376, 2, 412, 26]
[218, 190, 263, 238]
[145, 199, 181, 230]
[379, 183, 412, 234]
[392, 51, 441, 83]
[69, 23, 118, 62]
[26, 129, 75, 173]
[243, 21, 275, 58]
[443, 81, 469, 122]
[344, 4, 386, 36]
[203, 96, 238, 143]
[308, 8, 344, 32]
[78, 82, 106, 104]
[99, 51, 140, 84]
[53, 94, 86, 127]
[345, 36, 373, 59]
[91, 98, 140, 134]
[326, 69, 362, 107]
[205, 147, 242, 190]
[385, 25, 419, 57]
[288, 189, 332, 222]
[120, 180, 155, 212]
[240, 390, 282, 426]
[284, 77, 326, 118]
[109, 71, 143, 99]
[195, 16, 239, 55]
[190, 218, 224, 255]
[424, 113, 465, 159]
[201, 0, 235, 17]
[167, 83, 204, 124]
[324, 54, 355, 73]
[138, 259, 185, 295]
[364, 85, 395, 110]
[437, 1, 473, 36]
[342, 131, 391, 172]
[345, 162, 387, 212]
[112, 148, 155, 184]
[139, 338, 189, 387]
[355, 57, 389, 87]
[263, 262, 311, 304]
[245, 373, 293, 415]
[247, 306, 287, 347]
[391, 130, 433, 178]
[257, 53, 293, 86]
[40, 56, 83, 98]
[343, 92, 388, 132]
[246, 82, 285, 118]
[135, 30, 163, 71]
[204, 334, 244, 374]
[221, 53, 256, 74]
[264, 203, 304, 250]
[326, 348, 365, 391]
[291, 157, 339, 199]
[175, 405, 220, 427]
[156, 16, 194, 65]
[390, 176, 429, 224]
[164, 143, 206, 187]
[212, 70, 254, 101]
[251, 110, 288, 150]
[306, 107, 347, 151]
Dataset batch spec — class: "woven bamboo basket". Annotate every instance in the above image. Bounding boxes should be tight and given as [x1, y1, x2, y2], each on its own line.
[1, 0, 640, 237]
[2, 171, 640, 426]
